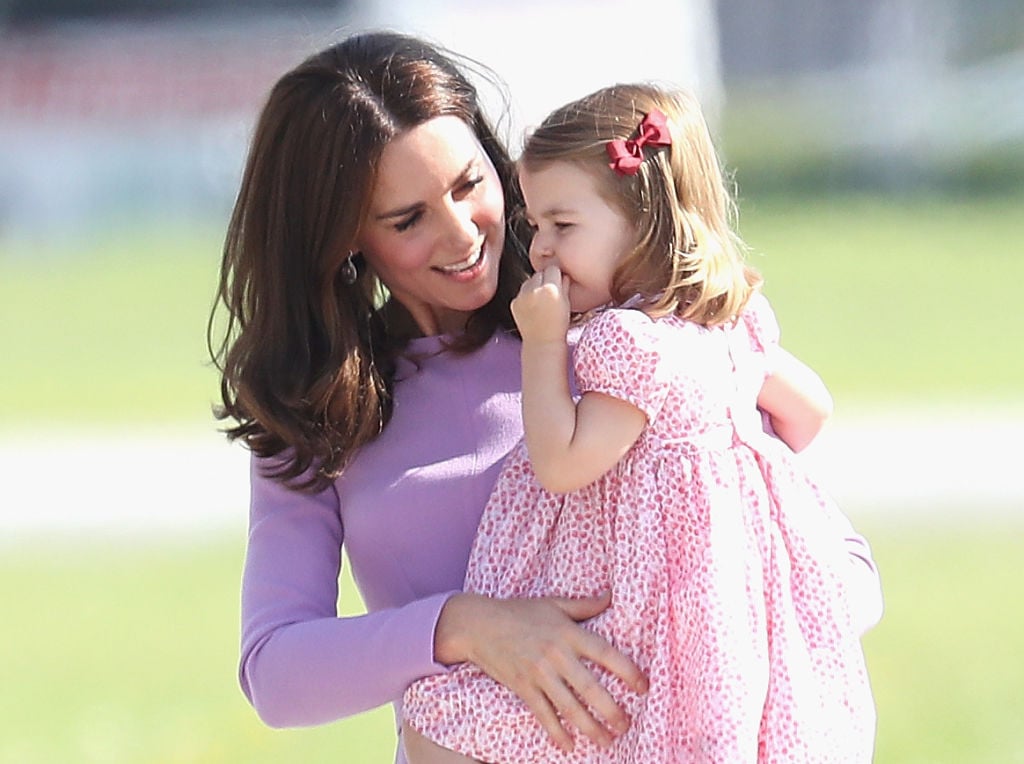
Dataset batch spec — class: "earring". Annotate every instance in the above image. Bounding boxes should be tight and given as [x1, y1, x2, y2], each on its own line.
[340, 252, 358, 285]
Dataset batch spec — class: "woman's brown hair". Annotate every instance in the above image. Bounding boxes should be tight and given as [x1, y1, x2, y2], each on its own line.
[520, 83, 760, 325]
[208, 32, 529, 491]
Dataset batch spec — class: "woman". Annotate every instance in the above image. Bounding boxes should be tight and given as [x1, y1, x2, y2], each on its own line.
[208, 31, 650, 761]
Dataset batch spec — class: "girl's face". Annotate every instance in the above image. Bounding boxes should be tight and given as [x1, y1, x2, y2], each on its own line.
[356, 116, 506, 336]
[519, 161, 636, 314]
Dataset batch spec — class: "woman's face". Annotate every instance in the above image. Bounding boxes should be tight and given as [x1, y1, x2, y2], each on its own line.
[356, 115, 506, 336]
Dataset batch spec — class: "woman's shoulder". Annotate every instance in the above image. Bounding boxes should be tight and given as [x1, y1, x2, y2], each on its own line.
[397, 328, 521, 379]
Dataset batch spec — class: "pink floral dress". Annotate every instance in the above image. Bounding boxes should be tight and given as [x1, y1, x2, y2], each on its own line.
[403, 295, 876, 763]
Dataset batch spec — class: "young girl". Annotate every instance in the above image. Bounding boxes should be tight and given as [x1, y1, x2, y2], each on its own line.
[401, 84, 878, 763]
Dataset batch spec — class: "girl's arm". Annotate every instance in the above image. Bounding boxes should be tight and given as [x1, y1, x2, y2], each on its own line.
[512, 266, 647, 494]
[757, 346, 834, 453]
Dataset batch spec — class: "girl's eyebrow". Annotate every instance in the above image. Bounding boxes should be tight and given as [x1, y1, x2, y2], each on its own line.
[375, 160, 477, 221]
[536, 205, 577, 219]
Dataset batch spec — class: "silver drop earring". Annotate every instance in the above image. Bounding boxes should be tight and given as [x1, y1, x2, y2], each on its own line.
[340, 252, 358, 285]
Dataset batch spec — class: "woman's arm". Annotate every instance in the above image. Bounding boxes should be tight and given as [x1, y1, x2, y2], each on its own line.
[242, 454, 647, 744]
[512, 266, 647, 493]
[757, 346, 834, 453]
[843, 533, 885, 635]
[240, 457, 454, 727]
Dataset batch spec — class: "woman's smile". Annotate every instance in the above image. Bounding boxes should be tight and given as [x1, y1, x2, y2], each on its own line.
[435, 246, 485, 276]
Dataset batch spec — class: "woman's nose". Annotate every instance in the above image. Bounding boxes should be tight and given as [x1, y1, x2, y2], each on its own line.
[444, 200, 478, 250]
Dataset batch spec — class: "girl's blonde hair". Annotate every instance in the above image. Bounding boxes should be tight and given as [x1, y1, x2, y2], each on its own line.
[520, 83, 760, 326]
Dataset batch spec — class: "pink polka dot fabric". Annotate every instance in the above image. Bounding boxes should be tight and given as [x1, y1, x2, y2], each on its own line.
[403, 294, 876, 763]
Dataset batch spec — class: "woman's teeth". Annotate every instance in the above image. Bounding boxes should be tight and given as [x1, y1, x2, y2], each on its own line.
[437, 248, 482, 273]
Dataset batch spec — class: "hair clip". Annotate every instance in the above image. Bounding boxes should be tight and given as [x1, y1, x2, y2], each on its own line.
[606, 109, 671, 176]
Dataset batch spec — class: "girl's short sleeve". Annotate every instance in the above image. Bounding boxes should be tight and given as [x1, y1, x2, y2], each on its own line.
[573, 308, 670, 422]
[741, 291, 781, 354]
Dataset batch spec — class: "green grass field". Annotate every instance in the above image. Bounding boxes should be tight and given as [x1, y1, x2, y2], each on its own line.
[734, 193, 1024, 402]
[0, 539, 397, 764]
[0, 225, 224, 426]
[2, 194, 1023, 762]
[2, 526, 1023, 763]
[1, 193, 1022, 427]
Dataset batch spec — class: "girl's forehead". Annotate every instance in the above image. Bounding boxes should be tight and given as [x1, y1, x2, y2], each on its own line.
[520, 161, 611, 206]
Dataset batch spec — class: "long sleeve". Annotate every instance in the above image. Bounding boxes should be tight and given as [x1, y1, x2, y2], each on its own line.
[760, 415, 884, 635]
[239, 457, 456, 727]
[745, 296, 883, 635]
[843, 530, 884, 636]
[236, 332, 525, 741]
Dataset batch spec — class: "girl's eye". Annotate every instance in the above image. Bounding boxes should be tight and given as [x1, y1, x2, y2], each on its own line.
[554, 222, 573, 231]
[394, 211, 423, 232]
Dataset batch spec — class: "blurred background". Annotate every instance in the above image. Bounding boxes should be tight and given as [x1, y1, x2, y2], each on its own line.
[1, 1, 1022, 762]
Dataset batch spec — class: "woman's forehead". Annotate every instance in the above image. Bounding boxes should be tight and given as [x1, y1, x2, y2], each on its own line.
[370, 116, 484, 211]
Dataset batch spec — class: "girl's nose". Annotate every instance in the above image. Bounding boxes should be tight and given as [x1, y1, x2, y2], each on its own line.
[528, 236, 552, 272]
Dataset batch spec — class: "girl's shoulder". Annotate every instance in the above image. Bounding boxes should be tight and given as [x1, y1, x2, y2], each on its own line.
[574, 306, 675, 415]
[737, 291, 781, 350]
[575, 306, 665, 363]
[740, 290, 775, 319]
[589, 303, 656, 327]
[580, 305, 664, 346]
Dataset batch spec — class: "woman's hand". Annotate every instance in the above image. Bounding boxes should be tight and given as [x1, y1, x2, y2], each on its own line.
[434, 591, 648, 752]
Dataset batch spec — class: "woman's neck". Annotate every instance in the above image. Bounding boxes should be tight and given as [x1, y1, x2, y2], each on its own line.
[386, 300, 472, 339]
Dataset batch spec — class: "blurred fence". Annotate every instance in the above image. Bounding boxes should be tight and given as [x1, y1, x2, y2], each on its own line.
[0, 14, 335, 246]
[0, 1, 1021, 248]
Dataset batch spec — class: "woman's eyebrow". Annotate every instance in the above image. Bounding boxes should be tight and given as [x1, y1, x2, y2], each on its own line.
[376, 202, 422, 221]
[375, 160, 477, 221]
[376, 158, 479, 219]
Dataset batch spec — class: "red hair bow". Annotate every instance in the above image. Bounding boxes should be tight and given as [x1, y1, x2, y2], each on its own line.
[606, 109, 672, 176]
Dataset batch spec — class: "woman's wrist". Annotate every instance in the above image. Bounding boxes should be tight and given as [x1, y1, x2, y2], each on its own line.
[433, 592, 483, 666]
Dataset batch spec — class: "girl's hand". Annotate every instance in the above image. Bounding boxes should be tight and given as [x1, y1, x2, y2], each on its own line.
[511, 264, 571, 344]
[434, 591, 648, 752]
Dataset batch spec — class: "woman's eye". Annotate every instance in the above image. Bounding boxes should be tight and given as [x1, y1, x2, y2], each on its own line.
[554, 222, 573, 231]
[459, 176, 484, 194]
[394, 211, 423, 232]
